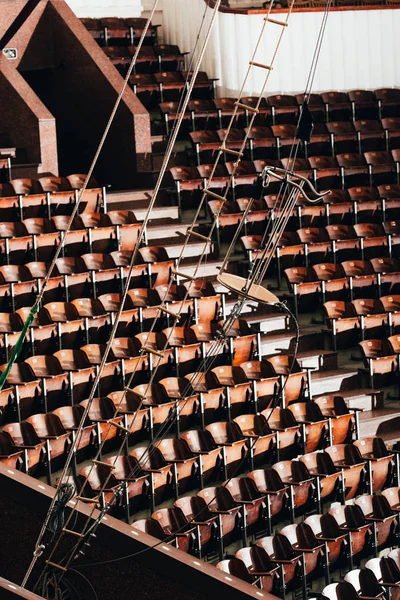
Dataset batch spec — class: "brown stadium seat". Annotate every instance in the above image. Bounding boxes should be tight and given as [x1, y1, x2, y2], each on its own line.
[328, 504, 370, 560]
[256, 533, 301, 589]
[355, 494, 397, 549]
[304, 513, 346, 568]
[353, 437, 394, 492]
[235, 546, 278, 593]
[0, 429, 23, 469]
[325, 444, 366, 500]
[155, 438, 198, 495]
[216, 558, 260, 586]
[272, 460, 314, 519]
[174, 495, 217, 554]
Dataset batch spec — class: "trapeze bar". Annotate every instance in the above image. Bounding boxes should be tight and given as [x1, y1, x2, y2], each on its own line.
[217, 272, 280, 305]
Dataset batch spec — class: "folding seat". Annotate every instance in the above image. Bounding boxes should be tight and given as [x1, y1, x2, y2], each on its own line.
[322, 581, 372, 600]
[261, 408, 301, 460]
[198, 486, 241, 552]
[303, 122, 332, 158]
[78, 463, 122, 509]
[313, 395, 354, 444]
[0, 430, 23, 469]
[323, 190, 354, 226]
[54, 349, 96, 403]
[336, 153, 370, 187]
[174, 495, 218, 556]
[271, 124, 298, 159]
[70, 297, 110, 343]
[79, 253, 120, 297]
[157, 376, 199, 431]
[382, 486, 400, 514]
[328, 504, 371, 566]
[297, 227, 332, 266]
[348, 90, 379, 120]
[267, 94, 298, 125]
[24, 355, 70, 411]
[26, 413, 70, 465]
[284, 267, 321, 315]
[129, 73, 159, 106]
[3, 421, 46, 475]
[347, 186, 382, 224]
[377, 182, 400, 207]
[224, 476, 266, 540]
[247, 468, 288, 525]
[53, 404, 96, 453]
[234, 413, 276, 467]
[79, 396, 124, 447]
[129, 445, 172, 509]
[320, 91, 351, 121]
[256, 533, 301, 593]
[309, 156, 342, 190]
[216, 558, 261, 586]
[187, 99, 219, 132]
[326, 121, 358, 155]
[40, 301, 85, 350]
[359, 339, 397, 389]
[281, 523, 324, 581]
[265, 355, 307, 406]
[354, 437, 394, 492]
[213, 97, 243, 129]
[168, 166, 204, 212]
[351, 297, 388, 339]
[325, 225, 361, 264]
[288, 402, 328, 453]
[132, 382, 177, 439]
[80, 343, 121, 396]
[355, 494, 398, 551]
[205, 422, 248, 477]
[300, 450, 341, 510]
[364, 151, 397, 185]
[341, 259, 377, 299]
[245, 125, 276, 161]
[382, 117, 400, 150]
[180, 429, 222, 486]
[365, 557, 400, 595]
[207, 365, 251, 419]
[107, 389, 148, 440]
[235, 546, 278, 593]
[154, 71, 186, 103]
[132, 518, 174, 545]
[304, 513, 347, 568]
[272, 460, 314, 520]
[239, 361, 278, 413]
[0, 265, 36, 311]
[325, 444, 366, 499]
[375, 88, 400, 119]
[354, 223, 389, 259]
[104, 455, 149, 517]
[355, 120, 386, 153]
[295, 92, 325, 122]
[0, 362, 42, 421]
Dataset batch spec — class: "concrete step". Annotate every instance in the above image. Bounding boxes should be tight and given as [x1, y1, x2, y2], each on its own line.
[310, 368, 361, 397]
[358, 408, 400, 440]
[108, 189, 179, 222]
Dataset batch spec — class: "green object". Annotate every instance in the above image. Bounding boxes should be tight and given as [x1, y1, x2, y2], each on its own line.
[0, 306, 39, 391]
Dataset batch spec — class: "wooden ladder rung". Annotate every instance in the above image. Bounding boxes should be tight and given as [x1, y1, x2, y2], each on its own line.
[172, 269, 195, 281]
[265, 17, 288, 26]
[203, 189, 226, 201]
[92, 459, 115, 469]
[142, 345, 164, 358]
[220, 146, 243, 157]
[187, 229, 211, 242]
[158, 304, 180, 318]
[46, 561, 67, 572]
[112, 421, 131, 434]
[249, 61, 273, 71]
[76, 495, 99, 503]
[235, 101, 259, 114]
[124, 387, 146, 401]
[63, 528, 84, 538]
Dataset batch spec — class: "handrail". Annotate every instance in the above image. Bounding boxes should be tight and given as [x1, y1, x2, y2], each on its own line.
[204, 0, 399, 14]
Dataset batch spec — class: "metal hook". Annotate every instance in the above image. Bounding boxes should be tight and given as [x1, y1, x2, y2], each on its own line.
[263, 165, 331, 203]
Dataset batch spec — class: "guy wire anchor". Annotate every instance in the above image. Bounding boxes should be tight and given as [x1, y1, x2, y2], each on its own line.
[217, 165, 331, 304]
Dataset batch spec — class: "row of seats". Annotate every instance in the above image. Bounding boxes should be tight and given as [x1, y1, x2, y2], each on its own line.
[160, 90, 400, 133]
[189, 123, 400, 163]
[130, 71, 218, 105]
[104, 44, 187, 74]
[81, 17, 159, 46]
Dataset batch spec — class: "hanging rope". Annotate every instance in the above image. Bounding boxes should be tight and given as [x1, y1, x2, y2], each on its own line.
[36, 1, 299, 581]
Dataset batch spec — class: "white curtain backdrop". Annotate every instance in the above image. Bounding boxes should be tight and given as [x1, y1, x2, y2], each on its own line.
[163, 0, 400, 96]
